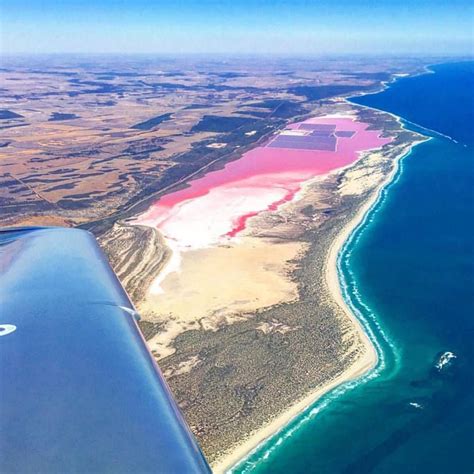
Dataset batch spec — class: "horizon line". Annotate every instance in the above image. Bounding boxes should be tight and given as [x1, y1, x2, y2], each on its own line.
[2, 51, 473, 58]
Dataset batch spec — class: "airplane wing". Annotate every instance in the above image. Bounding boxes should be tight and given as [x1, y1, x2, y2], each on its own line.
[0, 226, 211, 473]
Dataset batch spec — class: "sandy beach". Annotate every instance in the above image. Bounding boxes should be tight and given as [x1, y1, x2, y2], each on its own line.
[212, 353, 375, 474]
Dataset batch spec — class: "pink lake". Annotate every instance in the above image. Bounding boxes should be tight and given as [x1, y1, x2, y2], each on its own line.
[136, 116, 391, 251]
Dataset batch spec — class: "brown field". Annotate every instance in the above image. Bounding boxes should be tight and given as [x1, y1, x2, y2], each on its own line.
[0, 56, 426, 229]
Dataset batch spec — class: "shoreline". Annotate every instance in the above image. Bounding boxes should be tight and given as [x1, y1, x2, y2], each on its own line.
[212, 125, 426, 473]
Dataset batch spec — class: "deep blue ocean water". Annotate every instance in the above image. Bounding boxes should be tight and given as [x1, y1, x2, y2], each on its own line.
[233, 61, 474, 473]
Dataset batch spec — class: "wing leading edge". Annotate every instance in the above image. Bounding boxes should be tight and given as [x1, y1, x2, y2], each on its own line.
[0, 226, 211, 473]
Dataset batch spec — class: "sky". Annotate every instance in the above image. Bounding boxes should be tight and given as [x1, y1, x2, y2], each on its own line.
[1, 0, 473, 56]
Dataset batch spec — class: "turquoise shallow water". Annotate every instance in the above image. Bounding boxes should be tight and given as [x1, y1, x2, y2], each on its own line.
[233, 61, 474, 474]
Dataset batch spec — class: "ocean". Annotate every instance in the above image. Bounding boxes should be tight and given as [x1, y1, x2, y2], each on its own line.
[233, 61, 474, 473]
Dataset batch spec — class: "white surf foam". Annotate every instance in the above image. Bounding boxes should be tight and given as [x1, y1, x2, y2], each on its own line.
[435, 351, 457, 371]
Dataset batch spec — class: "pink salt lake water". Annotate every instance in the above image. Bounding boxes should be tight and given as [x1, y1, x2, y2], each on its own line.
[137, 116, 391, 252]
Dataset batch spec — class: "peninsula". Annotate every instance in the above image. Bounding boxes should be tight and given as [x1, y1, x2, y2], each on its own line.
[100, 99, 425, 468]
